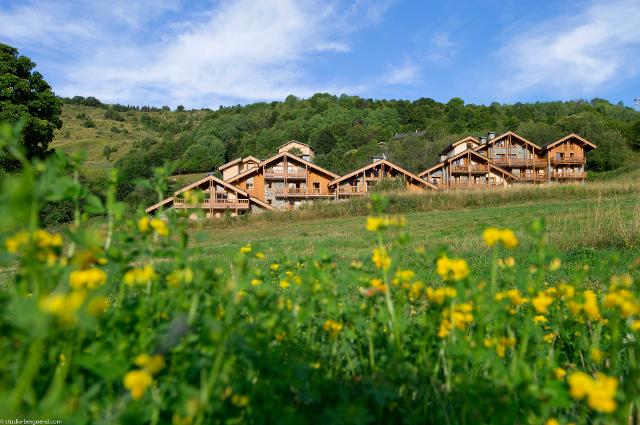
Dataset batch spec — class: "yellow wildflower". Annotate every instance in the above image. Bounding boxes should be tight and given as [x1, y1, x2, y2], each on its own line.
[135, 354, 165, 374]
[166, 268, 194, 288]
[270, 263, 280, 272]
[590, 348, 603, 363]
[569, 372, 617, 413]
[5, 231, 29, 253]
[279, 280, 290, 289]
[255, 252, 265, 259]
[483, 228, 518, 249]
[583, 290, 601, 321]
[39, 291, 86, 324]
[250, 278, 262, 287]
[438, 303, 473, 338]
[483, 228, 502, 247]
[366, 216, 384, 232]
[123, 369, 153, 400]
[549, 258, 562, 271]
[231, 394, 250, 408]
[123, 265, 158, 286]
[88, 296, 109, 315]
[532, 292, 554, 314]
[555, 368, 566, 380]
[545, 419, 559, 425]
[239, 244, 252, 254]
[137, 216, 150, 233]
[426, 286, 457, 304]
[568, 372, 592, 400]
[150, 218, 169, 237]
[322, 319, 343, 337]
[372, 247, 391, 271]
[630, 320, 640, 331]
[543, 333, 556, 344]
[436, 255, 469, 281]
[533, 315, 547, 324]
[69, 267, 107, 290]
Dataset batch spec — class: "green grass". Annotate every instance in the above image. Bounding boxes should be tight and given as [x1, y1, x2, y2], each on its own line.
[189, 190, 640, 285]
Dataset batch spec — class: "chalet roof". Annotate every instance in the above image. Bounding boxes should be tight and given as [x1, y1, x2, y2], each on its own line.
[328, 159, 436, 189]
[541, 133, 597, 151]
[218, 156, 260, 171]
[145, 196, 174, 213]
[174, 174, 250, 197]
[419, 149, 519, 180]
[475, 131, 542, 151]
[277, 140, 315, 152]
[441, 136, 481, 155]
[226, 151, 339, 183]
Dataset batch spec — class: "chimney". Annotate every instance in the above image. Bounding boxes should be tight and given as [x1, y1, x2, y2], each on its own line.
[488, 131, 496, 140]
[480, 136, 487, 144]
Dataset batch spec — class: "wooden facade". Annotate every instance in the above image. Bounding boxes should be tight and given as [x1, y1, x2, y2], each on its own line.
[277, 140, 315, 162]
[419, 149, 518, 190]
[329, 159, 435, 196]
[225, 152, 338, 209]
[218, 156, 260, 181]
[145, 174, 274, 217]
[420, 132, 597, 189]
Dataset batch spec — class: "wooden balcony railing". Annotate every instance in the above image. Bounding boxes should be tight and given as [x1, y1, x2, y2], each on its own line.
[551, 157, 585, 165]
[450, 164, 490, 173]
[336, 186, 368, 195]
[273, 188, 330, 197]
[551, 172, 586, 179]
[436, 182, 505, 190]
[518, 174, 547, 181]
[264, 169, 307, 179]
[492, 158, 547, 167]
[174, 198, 250, 209]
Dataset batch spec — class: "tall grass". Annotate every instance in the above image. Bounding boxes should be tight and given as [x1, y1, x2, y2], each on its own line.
[201, 177, 640, 229]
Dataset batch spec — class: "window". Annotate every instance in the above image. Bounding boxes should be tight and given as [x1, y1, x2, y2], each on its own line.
[267, 182, 272, 188]
[267, 199, 272, 205]
[246, 177, 254, 190]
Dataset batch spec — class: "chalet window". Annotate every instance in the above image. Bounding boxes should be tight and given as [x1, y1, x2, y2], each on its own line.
[267, 199, 272, 205]
[267, 182, 272, 188]
[556, 153, 563, 160]
[246, 178, 254, 190]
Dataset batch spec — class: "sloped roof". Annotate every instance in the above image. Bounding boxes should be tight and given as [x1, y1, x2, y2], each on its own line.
[277, 140, 315, 152]
[225, 151, 339, 183]
[174, 174, 250, 197]
[475, 131, 542, 151]
[541, 133, 597, 151]
[218, 156, 261, 171]
[441, 136, 481, 155]
[328, 159, 436, 189]
[145, 196, 174, 213]
[419, 149, 519, 180]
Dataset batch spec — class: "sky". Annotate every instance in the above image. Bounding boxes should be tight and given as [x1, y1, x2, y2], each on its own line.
[1, 0, 640, 109]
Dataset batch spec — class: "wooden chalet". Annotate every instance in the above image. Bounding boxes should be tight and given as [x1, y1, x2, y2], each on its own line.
[474, 131, 547, 183]
[145, 174, 274, 217]
[219, 156, 260, 181]
[441, 136, 481, 159]
[225, 151, 339, 209]
[278, 140, 315, 162]
[542, 133, 596, 182]
[329, 159, 435, 197]
[419, 149, 518, 190]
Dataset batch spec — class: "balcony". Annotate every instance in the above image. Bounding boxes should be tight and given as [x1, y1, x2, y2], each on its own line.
[273, 187, 332, 197]
[335, 186, 368, 195]
[492, 158, 547, 167]
[173, 198, 250, 209]
[551, 157, 585, 165]
[551, 172, 586, 179]
[264, 169, 307, 179]
[450, 164, 490, 173]
[435, 182, 505, 190]
[518, 174, 547, 182]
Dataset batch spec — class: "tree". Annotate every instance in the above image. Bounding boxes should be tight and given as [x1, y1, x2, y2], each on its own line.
[178, 137, 226, 173]
[0, 43, 62, 170]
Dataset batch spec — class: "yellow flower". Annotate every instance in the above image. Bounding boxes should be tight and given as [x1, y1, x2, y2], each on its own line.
[135, 354, 165, 374]
[123, 369, 153, 400]
[495, 289, 528, 306]
[436, 255, 469, 281]
[569, 371, 617, 413]
[123, 265, 158, 286]
[483, 228, 519, 249]
[438, 304, 473, 338]
[166, 268, 193, 288]
[366, 216, 384, 232]
[630, 320, 640, 331]
[532, 292, 554, 314]
[250, 278, 262, 287]
[554, 368, 566, 380]
[395, 269, 415, 282]
[270, 263, 280, 272]
[533, 315, 547, 324]
[239, 244, 252, 254]
[5, 231, 29, 253]
[543, 333, 556, 343]
[549, 258, 562, 271]
[150, 218, 169, 236]
[590, 348, 603, 363]
[366, 215, 405, 232]
[69, 268, 107, 290]
[138, 216, 150, 233]
[88, 296, 109, 315]
[426, 286, 457, 304]
[279, 280, 290, 289]
[583, 290, 601, 321]
[372, 247, 391, 271]
[255, 252, 265, 259]
[545, 419, 560, 425]
[33, 229, 63, 248]
[39, 291, 86, 324]
[322, 319, 343, 337]
[231, 394, 250, 408]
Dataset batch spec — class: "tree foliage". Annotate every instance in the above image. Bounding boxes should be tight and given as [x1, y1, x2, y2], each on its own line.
[0, 43, 62, 170]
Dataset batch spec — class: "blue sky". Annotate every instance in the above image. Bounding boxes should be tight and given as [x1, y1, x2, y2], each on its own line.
[1, 0, 639, 108]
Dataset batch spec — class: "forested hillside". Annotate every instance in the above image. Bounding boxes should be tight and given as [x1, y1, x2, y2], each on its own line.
[51, 95, 640, 206]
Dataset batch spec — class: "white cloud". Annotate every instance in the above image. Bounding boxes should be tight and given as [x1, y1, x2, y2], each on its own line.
[384, 60, 420, 85]
[0, 0, 393, 107]
[498, 0, 640, 97]
[426, 32, 457, 64]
